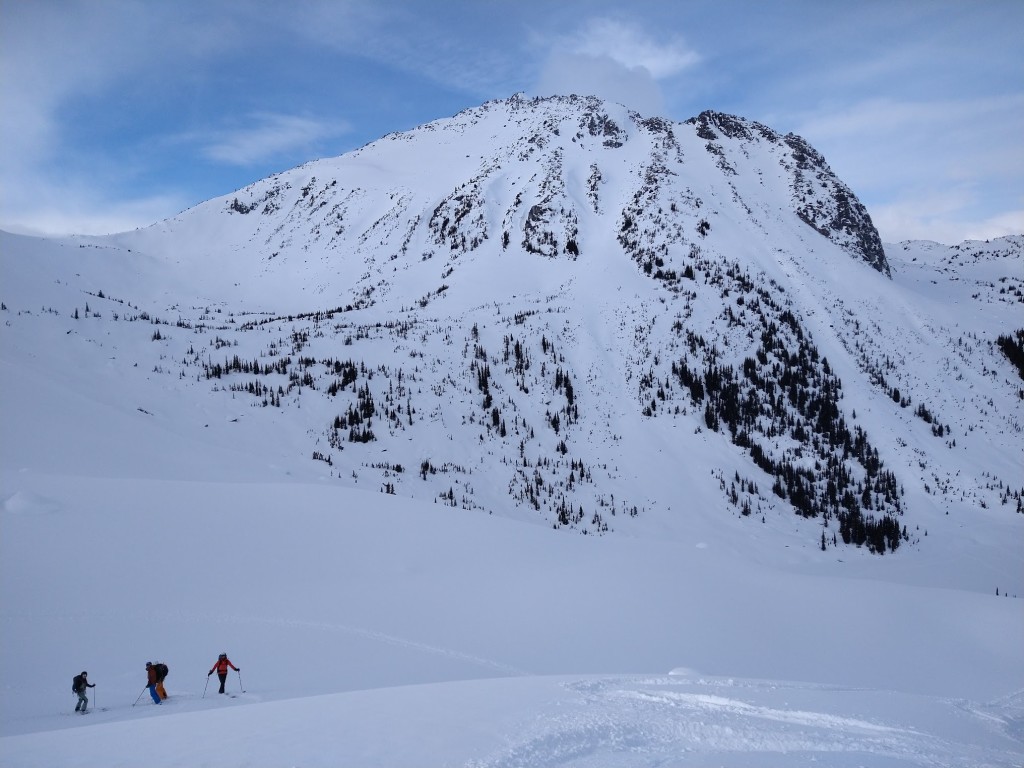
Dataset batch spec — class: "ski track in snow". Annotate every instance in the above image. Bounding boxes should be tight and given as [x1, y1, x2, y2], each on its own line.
[468, 676, 1024, 768]
[214, 612, 533, 678]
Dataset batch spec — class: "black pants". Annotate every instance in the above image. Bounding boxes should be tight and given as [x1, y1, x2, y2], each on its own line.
[218, 672, 228, 693]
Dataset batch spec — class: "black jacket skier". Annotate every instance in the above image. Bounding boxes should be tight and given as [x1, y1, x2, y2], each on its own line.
[72, 671, 95, 712]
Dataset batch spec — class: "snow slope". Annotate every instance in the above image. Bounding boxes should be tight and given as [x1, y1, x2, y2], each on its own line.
[2, 473, 1022, 766]
[1, 95, 1022, 766]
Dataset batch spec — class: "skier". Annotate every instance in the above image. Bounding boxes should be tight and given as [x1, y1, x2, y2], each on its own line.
[72, 671, 95, 713]
[208, 653, 239, 694]
[144, 662, 161, 704]
[153, 661, 169, 700]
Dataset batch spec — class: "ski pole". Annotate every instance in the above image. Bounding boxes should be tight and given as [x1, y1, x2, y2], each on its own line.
[132, 687, 146, 707]
[237, 669, 244, 693]
[203, 674, 210, 699]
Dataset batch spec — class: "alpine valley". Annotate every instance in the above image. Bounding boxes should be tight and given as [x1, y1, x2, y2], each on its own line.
[1, 95, 1022, 767]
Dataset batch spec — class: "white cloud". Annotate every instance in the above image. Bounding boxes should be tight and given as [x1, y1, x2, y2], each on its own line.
[566, 17, 699, 78]
[0, 2, 116, 181]
[533, 17, 699, 114]
[977, 210, 1024, 240]
[201, 113, 350, 167]
[873, 198, 1024, 245]
[535, 52, 667, 115]
[0, 1, 242, 235]
[0, 182, 187, 238]
[286, 1, 525, 98]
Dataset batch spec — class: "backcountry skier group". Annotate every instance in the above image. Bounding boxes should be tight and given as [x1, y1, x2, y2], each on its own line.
[71, 652, 241, 712]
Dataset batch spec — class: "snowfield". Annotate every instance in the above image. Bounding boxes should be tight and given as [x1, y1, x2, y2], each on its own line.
[1, 96, 1022, 766]
[1, 471, 1021, 766]
[4, 674, 1023, 767]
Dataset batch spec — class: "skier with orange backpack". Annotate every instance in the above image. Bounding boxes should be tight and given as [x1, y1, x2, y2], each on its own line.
[144, 662, 162, 704]
[153, 661, 169, 699]
[208, 653, 239, 694]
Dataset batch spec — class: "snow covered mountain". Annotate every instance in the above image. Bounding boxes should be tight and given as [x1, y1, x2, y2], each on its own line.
[1, 95, 1022, 766]
[6, 94, 1019, 552]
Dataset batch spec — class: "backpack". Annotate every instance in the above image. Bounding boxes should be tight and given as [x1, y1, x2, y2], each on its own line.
[72, 674, 84, 693]
[154, 663, 168, 681]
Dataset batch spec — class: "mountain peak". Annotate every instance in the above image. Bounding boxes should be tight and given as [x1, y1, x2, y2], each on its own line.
[688, 109, 781, 143]
[18, 97, 1010, 554]
[160, 94, 890, 305]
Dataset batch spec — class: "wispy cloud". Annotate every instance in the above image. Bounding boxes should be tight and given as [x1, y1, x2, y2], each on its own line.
[0, 177, 190, 237]
[200, 113, 350, 167]
[1, 2, 120, 181]
[564, 17, 699, 78]
[533, 17, 699, 114]
[873, 197, 1024, 245]
[0, 0, 241, 235]
[285, 1, 526, 98]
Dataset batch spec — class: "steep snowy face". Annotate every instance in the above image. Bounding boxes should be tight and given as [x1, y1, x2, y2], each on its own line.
[687, 110, 889, 276]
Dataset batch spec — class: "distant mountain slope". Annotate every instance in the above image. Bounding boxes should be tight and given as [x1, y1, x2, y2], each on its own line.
[1, 96, 1021, 556]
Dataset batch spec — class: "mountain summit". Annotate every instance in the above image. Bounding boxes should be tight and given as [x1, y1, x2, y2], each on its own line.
[124, 94, 890, 306]
[3, 95, 1021, 556]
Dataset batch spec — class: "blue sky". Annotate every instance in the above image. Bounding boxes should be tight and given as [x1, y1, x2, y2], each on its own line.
[2, 0, 1021, 243]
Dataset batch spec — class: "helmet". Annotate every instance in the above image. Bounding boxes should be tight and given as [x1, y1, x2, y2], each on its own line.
[81, 671, 87, 676]
[146, 661, 152, 667]
[219, 653, 227, 659]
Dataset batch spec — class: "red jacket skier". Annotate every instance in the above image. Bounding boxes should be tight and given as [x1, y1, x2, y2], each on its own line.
[208, 653, 239, 694]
